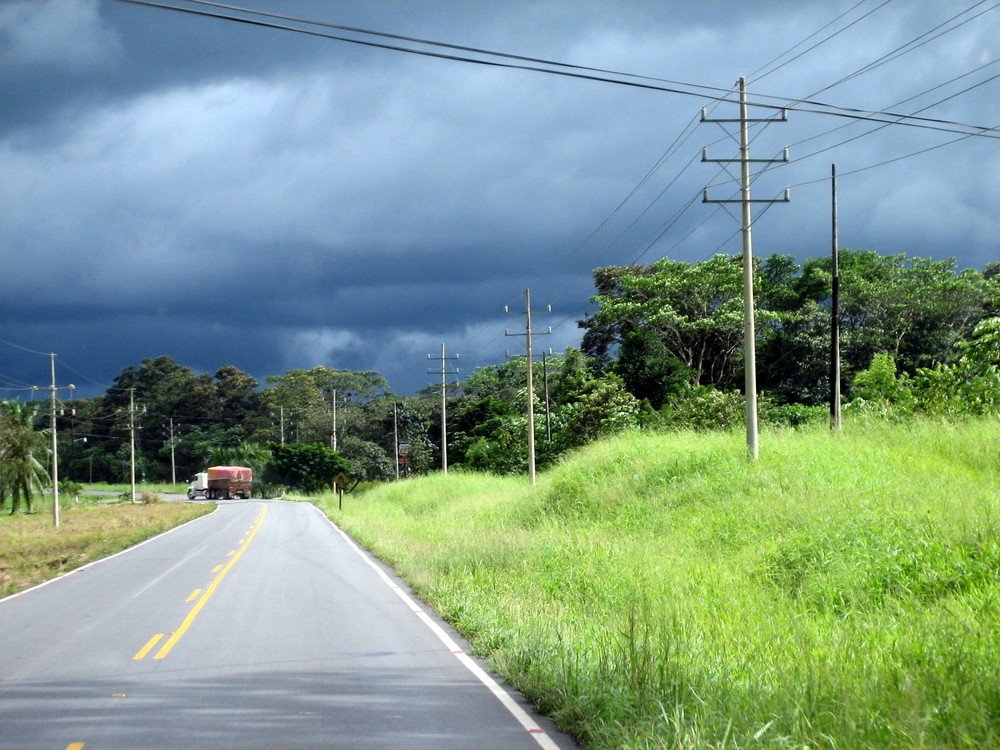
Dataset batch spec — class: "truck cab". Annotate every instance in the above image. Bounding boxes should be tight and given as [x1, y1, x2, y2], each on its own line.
[187, 472, 209, 500]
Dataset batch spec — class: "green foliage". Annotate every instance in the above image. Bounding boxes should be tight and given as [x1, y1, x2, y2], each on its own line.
[207, 441, 271, 475]
[556, 373, 640, 449]
[0, 401, 50, 514]
[263, 442, 351, 493]
[591, 254, 746, 388]
[612, 327, 692, 409]
[58, 480, 84, 504]
[338, 435, 392, 482]
[326, 419, 1000, 750]
[851, 352, 913, 405]
[656, 385, 745, 431]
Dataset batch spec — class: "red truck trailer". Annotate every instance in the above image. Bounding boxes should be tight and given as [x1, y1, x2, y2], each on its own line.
[187, 465, 253, 500]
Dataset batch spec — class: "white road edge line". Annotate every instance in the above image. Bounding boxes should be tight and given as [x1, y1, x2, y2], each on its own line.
[0, 504, 221, 605]
[312, 504, 561, 750]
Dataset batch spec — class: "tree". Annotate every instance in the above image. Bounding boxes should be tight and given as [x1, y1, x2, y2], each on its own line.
[613, 328, 692, 409]
[0, 402, 50, 514]
[555, 373, 641, 450]
[589, 255, 746, 388]
[757, 251, 991, 405]
[908, 316, 1000, 416]
[262, 443, 351, 493]
[262, 370, 329, 444]
[850, 352, 912, 406]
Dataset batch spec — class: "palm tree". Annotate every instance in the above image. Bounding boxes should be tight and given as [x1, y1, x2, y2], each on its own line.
[0, 401, 50, 514]
[208, 441, 271, 476]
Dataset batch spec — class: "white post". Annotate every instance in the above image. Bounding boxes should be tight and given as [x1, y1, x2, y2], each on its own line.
[50, 353, 59, 527]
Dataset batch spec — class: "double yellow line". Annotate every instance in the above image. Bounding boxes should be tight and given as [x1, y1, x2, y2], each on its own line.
[134, 504, 268, 661]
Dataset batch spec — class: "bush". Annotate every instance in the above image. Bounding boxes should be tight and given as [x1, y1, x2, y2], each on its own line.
[263, 442, 351, 494]
[657, 385, 744, 431]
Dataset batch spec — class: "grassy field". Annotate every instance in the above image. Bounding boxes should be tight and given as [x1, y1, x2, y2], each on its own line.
[318, 419, 1000, 749]
[83, 482, 188, 495]
[0, 501, 214, 597]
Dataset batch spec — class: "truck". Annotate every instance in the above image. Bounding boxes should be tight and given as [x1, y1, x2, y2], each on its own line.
[187, 465, 253, 500]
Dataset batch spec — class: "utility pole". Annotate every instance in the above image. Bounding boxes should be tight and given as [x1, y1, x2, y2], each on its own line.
[393, 402, 400, 481]
[427, 344, 460, 474]
[279, 406, 285, 444]
[331, 389, 338, 451]
[46, 353, 74, 527]
[505, 289, 550, 485]
[128, 388, 137, 504]
[830, 164, 842, 431]
[168, 417, 177, 485]
[541, 349, 553, 443]
[702, 76, 789, 460]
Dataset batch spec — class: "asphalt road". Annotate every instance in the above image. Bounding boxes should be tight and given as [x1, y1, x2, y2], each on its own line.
[0, 500, 577, 750]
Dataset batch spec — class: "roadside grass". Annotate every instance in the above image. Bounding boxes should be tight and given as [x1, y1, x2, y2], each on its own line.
[84, 482, 188, 495]
[317, 418, 1000, 749]
[0, 502, 214, 597]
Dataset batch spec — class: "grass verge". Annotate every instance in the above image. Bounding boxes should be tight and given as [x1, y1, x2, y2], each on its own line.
[0, 501, 214, 597]
[316, 418, 1000, 749]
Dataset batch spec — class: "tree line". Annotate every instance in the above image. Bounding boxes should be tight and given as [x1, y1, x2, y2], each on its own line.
[2, 249, 998, 505]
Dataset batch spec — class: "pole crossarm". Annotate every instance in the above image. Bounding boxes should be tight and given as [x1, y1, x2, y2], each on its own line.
[703, 188, 790, 204]
[701, 107, 787, 124]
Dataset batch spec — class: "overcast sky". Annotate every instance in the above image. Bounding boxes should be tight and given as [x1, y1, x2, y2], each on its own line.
[2, 0, 997, 399]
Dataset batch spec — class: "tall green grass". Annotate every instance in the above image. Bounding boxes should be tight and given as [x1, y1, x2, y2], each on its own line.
[318, 419, 1000, 749]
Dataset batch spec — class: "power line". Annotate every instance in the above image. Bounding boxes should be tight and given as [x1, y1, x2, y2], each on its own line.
[110, 0, 999, 139]
[811, 0, 999, 96]
[750, 0, 897, 84]
[0, 339, 51, 356]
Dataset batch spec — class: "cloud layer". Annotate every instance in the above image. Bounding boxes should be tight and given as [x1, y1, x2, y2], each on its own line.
[2, 0, 997, 395]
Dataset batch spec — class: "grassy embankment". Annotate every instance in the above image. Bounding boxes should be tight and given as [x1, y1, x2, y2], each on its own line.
[0, 498, 214, 597]
[317, 419, 1000, 749]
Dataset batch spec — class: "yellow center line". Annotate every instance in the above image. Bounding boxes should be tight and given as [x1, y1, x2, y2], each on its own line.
[133, 633, 165, 660]
[186, 588, 202, 602]
[211, 564, 222, 573]
[66, 743, 85, 750]
[134, 504, 267, 661]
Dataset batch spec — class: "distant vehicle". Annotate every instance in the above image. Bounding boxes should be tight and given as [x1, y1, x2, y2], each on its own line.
[187, 465, 253, 500]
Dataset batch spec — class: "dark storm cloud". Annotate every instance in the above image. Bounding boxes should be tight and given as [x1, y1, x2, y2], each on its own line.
[2, 0, 997, 397]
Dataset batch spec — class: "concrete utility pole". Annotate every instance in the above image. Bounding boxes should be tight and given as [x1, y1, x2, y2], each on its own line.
[830, 164, 843, 431]
[505, 289, 551, 485]
[45, 353, 74, 527]
[129, 388, 137, 504]
[331, 389, 338, 451]
[427, 344, 460, 474]
[168, 417, 177, 485]
[702, 76, 789, 460]
[393, 402, 400, 481]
